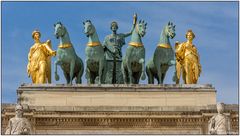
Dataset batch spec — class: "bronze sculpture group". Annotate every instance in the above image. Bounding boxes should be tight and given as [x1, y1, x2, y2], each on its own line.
[27, 14, 201, 85]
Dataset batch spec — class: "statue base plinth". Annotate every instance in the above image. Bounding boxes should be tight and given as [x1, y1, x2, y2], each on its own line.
[18, 84, 216, 107]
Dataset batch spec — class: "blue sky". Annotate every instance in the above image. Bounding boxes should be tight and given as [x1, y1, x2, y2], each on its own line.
[2, 2, 238, 104]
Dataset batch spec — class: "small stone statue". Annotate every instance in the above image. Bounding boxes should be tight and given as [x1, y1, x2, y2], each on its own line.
[208, 103, 230, 135]
[27, 30, 56, 84]
[102, 14, 137, 84]
[174, 29, 201, 84]
[5, 104, 32, 135]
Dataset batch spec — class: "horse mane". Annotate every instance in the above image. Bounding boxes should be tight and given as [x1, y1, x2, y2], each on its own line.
[86, 20, 91, 23]
[139, 20, 147, 27]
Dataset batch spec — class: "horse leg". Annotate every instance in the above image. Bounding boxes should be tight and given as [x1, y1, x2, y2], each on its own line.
[122, 62, 127, 84]
[126, 60, 133, 84]
[139, 58, 146, 81]
[90, 72, 95, 84]
[63, 71, 70, 84]
[161, 65, 169, 83]
[101, 59, 107, 84]
[86, 68, 91, 84]
[76, 69, 82, 84]
[98, 59, 104, 85]
[135, 72, 141, 84]
[156, 64, 162, 84]
[54, 59, 61, 81]
[69, 59, 76, 85]
[76, 59, 84, 84]
[156, 75, 160, 84]
[146, 66, 153, 84]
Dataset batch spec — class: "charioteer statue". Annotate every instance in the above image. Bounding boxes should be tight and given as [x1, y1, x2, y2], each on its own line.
[102, 14, 137, 84]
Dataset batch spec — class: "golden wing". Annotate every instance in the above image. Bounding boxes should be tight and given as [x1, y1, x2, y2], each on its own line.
[46, 40, 52, 83]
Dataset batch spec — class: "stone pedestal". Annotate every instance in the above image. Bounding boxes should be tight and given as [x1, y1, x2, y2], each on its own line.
[18, 84, 216, 107]
[1, 84, 238, 134]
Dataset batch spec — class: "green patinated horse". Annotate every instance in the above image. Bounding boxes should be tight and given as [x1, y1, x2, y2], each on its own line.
[122, 20, 147, 84]
[54, 22, 84, 84]
[146, 22, 176, 84]
[83, 20, 106, 84]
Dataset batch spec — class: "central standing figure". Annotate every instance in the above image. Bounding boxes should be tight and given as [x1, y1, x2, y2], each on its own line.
[103, 14, 137, 84]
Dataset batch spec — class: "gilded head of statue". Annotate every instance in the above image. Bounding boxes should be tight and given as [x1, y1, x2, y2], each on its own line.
[32, 30, 41, 40]
[185, 29, 195, 41]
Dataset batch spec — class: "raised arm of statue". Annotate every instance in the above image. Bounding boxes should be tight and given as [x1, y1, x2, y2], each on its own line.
[44, 40, 56, 83]
[44, 40, 56, 56]
[124, 13, 137, 37]
[175, 42, 185, 61]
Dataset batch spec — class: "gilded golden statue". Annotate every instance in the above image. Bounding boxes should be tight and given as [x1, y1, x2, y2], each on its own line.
[27, 30, 56, 84]
[174, 29, 201, 84]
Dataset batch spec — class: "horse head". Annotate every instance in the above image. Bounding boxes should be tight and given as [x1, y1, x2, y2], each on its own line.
[54, 22, 66, 39]
[136, 20, 147, 37]
[164, 21, 176, 39]
[83, 20, 95, 37]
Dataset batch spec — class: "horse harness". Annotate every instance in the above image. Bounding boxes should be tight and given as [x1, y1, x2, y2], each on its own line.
[87, 42, 101, 47]
[58, 43, 72, 49]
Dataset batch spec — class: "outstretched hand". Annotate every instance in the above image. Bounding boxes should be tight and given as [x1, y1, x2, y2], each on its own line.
[52, 51, 57, 56]
[133, 13, 137, 25]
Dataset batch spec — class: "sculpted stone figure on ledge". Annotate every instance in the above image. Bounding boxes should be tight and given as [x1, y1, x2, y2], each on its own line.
[27, 30, 56, 84]
[208, 103, 230, 135]
[102, 14, 137, 84]
[174, 29, 201, 84]
[5, 104, 32, 135]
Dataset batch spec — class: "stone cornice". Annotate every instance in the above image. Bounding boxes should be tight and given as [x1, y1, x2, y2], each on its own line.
[18, 84, 216, 92]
